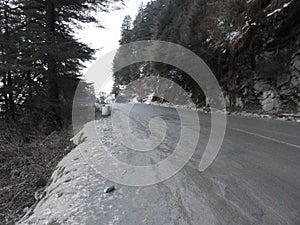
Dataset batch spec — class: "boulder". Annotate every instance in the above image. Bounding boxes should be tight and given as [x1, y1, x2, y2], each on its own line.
[280, 86, 293, 96]
[291, 55, 300, 72]
[290, 76, 300, 87]
[235, 97, 243, 108]
[102, 106, 111, 117]
[254, 80, 271, 94]
[261, 90, 280, 112]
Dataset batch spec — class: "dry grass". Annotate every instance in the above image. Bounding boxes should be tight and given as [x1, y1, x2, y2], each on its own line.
[0, 124, 75, 224]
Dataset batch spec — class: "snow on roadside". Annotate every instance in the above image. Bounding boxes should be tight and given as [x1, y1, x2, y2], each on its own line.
[144, 101, 300, 123]
[232, 111, 300, 123]
[145, 101, 197, 111]
[17, 121, 124, 225]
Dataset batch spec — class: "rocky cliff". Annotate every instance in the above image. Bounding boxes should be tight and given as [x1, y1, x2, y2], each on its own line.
[113, 0, 300, 115]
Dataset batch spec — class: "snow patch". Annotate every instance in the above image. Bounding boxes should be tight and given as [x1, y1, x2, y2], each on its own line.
[283, 1, 292, 8]
[146, 101, 300, 123]
[267, 1, 293, 17]
[227, 31, 240, 41]
[144, 93, 155, 104]
[147, 101, 197, 111]
[217, 18, 224, 27]
[267, 8, 282, 17]
[131, 96, 139, 103]
[119, 85, 126, 90]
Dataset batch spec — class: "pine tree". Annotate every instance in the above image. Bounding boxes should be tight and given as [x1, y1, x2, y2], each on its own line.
[0, 0, 24, 122]
[113, 15, 133, 89]
[119, 15, 132, 45]
[0, 0, 123, 133]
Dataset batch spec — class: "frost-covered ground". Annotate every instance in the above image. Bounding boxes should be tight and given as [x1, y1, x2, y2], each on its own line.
[17, 120, 123, 225]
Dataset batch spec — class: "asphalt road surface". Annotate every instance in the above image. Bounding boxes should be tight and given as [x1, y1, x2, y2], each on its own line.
[95, 103, 300, 225]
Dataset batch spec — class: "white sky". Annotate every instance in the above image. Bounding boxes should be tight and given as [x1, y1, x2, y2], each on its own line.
[77, 0, 150, 94]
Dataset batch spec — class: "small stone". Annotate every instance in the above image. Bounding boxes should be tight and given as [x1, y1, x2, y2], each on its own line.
[23, 207, 29, 213]
[104, 186, 115, 193]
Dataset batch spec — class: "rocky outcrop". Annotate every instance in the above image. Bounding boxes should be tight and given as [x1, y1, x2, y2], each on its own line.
[113, 0, 300, 115]
[222, 0, 300, 114]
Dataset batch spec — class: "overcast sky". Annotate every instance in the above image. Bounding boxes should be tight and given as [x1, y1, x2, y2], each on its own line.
[77, 0, 150, 94]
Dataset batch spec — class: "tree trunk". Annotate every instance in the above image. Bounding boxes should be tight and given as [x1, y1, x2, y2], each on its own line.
[7, 72, 15, 121]
[2, 75, 9, 116]
[4, 7, 15, 122]
[26, 71, 33, 101]
[46, 0, 62, 130]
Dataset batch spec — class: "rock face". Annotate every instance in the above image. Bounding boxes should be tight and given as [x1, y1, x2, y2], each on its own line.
[113, 0, 300, 115]
[219, 0, 300, 114]
[237, 50, 300, 113]
[290, 55, 300, 90]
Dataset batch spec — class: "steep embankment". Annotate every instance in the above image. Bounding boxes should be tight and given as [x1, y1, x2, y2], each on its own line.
[113, 0, 300, 115]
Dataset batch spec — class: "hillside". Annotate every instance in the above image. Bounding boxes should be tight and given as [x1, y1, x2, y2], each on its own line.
[113, 0, 300, 115]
